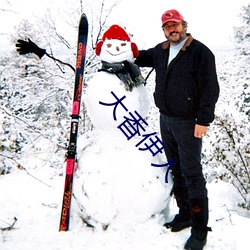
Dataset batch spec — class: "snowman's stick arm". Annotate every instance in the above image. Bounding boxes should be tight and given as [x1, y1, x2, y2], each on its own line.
[144, 68, 154, 84]
[45, 52, 75, 72]
[16, 38, 75, 72]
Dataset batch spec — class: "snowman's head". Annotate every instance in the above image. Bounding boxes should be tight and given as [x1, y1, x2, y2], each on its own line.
[96, 25, 139, 63]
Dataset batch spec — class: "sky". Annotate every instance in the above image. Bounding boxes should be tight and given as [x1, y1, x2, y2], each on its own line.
[0, 0, 249, 53]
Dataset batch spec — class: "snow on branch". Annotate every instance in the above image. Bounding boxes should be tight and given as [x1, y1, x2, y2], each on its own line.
[0, 217, 18, 231]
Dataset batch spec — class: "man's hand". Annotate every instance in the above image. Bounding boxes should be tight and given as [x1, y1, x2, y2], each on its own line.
[16, 38, 46, 59]
[194, 124, 208, 138]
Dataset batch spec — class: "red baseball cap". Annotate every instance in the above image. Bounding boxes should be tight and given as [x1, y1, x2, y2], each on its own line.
[161, 9, 184, 27]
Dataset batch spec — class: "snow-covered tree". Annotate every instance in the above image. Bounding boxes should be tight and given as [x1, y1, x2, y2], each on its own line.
[204, 3, 250, 209]
[0, 19, 73, 175]
[0, 0, 121, 175]
[234, 4, 250, 56]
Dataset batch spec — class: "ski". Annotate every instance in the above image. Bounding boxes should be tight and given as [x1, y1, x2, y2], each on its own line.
[59, 13, 88, 231]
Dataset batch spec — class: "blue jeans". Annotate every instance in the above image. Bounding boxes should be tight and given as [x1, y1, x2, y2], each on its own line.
[160, 114, 207, 200]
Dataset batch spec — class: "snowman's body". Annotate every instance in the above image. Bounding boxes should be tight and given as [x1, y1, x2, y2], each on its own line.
[85, 71, 149, 129]
[74, 25, 172, 229]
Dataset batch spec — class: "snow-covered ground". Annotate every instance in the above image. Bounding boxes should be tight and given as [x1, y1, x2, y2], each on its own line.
[1, 162, 249, 250]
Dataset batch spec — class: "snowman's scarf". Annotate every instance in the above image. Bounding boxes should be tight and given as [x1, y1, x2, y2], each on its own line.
[99, 61, 146, 91]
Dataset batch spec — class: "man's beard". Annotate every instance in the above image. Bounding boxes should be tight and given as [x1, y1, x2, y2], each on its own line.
[166, 31, 186, 45]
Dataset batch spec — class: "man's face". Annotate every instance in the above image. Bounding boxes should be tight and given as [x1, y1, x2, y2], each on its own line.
[162, 22, 187, 45]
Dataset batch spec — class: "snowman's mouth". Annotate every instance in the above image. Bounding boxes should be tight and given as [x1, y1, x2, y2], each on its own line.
[106, 50, 126, 56]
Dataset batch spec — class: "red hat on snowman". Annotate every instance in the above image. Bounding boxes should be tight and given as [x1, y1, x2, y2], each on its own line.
[95, 25, 139, 58]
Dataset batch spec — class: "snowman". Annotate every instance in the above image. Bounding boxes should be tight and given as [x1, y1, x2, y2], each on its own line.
[74, 25, 173, 230]
[85, 24, 149, 130]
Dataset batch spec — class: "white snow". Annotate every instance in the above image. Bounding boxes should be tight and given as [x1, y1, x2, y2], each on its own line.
[85, 71, 150, 129]
[74, 129, 172, 228]
[1, 171, 249, 250]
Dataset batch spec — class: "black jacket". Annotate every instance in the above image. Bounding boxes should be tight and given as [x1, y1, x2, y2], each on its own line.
[135, 34, 220, 126]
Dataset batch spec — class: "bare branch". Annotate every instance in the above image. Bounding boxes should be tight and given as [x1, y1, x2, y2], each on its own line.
[0, 217, 18, 231]
[0, 107, 67, 151]
[0, 153, 54, 188]
[0, 8, 18, 14]
[219, 118, 250, 181]
[92, 0, 121, 49]
[46, 51, 75, 73]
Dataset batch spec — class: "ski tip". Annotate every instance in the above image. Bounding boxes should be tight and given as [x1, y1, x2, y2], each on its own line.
[79, 13, 88, 27]
[80, 13, 88, 21]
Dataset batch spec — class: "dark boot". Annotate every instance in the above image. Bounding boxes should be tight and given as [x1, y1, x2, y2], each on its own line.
[184, 197, 211, 250]
[164, 195, 192, 232]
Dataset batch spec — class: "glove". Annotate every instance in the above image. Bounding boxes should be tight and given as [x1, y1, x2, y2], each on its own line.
[16, 38, 46, 59]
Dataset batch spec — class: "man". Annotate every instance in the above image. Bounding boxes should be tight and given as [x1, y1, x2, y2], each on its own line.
[135, 9, 219, 250]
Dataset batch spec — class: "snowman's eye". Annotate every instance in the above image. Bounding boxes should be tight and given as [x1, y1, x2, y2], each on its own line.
[121, 43, 126, 46]
[107, 43, 112, 48]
